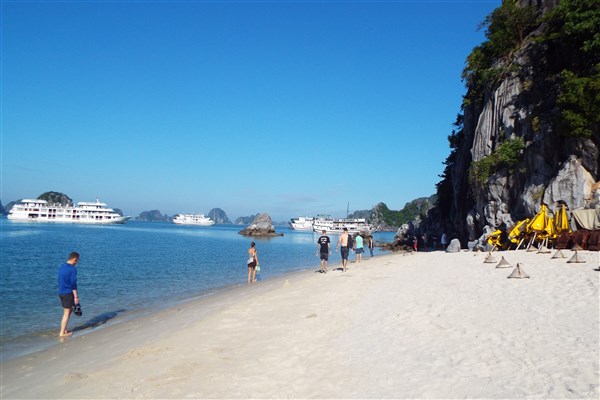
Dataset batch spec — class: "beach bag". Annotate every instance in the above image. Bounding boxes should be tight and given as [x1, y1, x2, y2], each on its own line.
[256, 264, 261, 272]
[347, 234, 354, 249]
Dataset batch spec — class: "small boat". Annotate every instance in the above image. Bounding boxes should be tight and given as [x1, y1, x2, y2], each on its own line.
[172, 213, 215, 226]
[7, 198, 131, 224]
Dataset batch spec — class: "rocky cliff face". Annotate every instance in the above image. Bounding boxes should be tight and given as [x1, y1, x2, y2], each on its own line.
[430, 0, 599, 243]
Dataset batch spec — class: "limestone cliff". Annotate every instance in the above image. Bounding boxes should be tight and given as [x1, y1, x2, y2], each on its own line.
[429, 0, 599, 243]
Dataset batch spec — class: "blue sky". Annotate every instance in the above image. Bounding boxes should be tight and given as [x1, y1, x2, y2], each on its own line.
[1, 0, 499, 221]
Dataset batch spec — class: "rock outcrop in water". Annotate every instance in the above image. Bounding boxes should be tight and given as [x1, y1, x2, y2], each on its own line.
[239, 213, 283, 237]
[425, 0, 600, 244]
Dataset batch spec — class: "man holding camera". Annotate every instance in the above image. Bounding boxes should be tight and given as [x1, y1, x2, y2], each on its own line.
[58, 252, 80, 337]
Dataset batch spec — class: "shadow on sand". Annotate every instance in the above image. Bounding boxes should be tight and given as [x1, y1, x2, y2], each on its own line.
[72, 309, 126, 332]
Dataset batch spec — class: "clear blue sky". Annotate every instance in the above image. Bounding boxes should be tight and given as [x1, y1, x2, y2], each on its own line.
[1, 0, 499, 221]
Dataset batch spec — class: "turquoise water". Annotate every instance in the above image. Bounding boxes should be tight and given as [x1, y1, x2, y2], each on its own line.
[0, 219, 394, 360]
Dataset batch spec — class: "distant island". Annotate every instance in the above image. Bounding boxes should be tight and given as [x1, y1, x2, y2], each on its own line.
[234, 215, 256, 225]
[207, 208, 232, 224]
[136, 210, 171, 222]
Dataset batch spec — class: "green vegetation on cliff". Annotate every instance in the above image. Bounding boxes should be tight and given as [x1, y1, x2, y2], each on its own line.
[462, 0, 539, 106]
[469, 137, 525, 185]
[543, 0, 600, 138]
[371, 197, 436, 227]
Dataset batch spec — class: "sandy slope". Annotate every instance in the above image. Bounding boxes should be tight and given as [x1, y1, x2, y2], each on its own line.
[1, 250, 598, 399]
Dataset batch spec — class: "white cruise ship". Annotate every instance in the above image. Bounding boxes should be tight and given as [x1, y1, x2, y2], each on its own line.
[7, 198, 131, 224]
[312, 218, 375, 234]
[172, 213, 215, 226]
[289, 216, 315, 231]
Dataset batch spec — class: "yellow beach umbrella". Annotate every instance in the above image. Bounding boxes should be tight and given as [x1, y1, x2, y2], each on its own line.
[554, 204, 571, 234]
[487, 229, 502, 246]
[526, 204, 549, 233]
[543, 216, 557, 239]
[509, 218, 530, 243]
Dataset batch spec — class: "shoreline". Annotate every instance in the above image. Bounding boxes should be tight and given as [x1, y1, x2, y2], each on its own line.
[0, 259, 324, 363]
[2, 250, 598, 399]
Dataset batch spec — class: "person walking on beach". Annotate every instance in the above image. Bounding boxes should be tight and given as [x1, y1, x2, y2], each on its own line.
[355, 233, 364, 263]
[368, 235, 374, 257]
[316, 229, 331, 273]
[247, 242, 259, 284]
[335, 228, 350, 272]
[441, 232, 448, 251]
[58, 251, 80, 337]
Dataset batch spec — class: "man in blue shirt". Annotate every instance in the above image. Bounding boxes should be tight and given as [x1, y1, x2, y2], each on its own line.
[58, 252, 80, 337]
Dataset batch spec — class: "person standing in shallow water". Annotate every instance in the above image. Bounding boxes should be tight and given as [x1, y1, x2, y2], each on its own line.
[247, 242, 259, 284]
[58, 251, 80, 337]
[368, 235, 374, 257]
[316, 229, 331, 273]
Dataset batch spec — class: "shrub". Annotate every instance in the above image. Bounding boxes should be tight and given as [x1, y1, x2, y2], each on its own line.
[469, 137, 525, 185]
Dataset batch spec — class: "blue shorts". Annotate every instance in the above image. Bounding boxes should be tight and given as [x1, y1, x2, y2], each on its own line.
[356, 248, 364, 254]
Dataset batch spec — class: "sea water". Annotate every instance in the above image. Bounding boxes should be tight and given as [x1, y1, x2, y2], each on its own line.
[0, 219, 395, 360]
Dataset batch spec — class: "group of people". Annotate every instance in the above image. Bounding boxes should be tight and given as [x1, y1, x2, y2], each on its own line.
[58, 232, 377, 336]
[413, 232, 448, 252]
[316, 228, 374, 273]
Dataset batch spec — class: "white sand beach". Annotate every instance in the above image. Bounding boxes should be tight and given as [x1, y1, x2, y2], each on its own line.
[1, 250, 598, 399]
